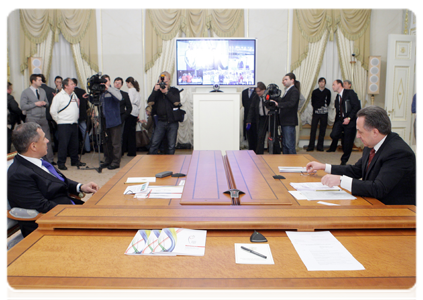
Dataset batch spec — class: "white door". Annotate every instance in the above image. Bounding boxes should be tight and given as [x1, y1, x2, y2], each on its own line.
[384, 34, 416, 145]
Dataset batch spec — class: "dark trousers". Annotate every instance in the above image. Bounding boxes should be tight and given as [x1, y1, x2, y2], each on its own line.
[7, 127, 12, 153]
[102, 118, 122, 167]
[149, 121, 179, 154]
[57, 123, 79, 165]
[122, 115, 137, 156]
[247, 122, 258, 153]
[308, 113, 328, 150]
[257, 115, 281, 154]
[329, 120, 356, 163]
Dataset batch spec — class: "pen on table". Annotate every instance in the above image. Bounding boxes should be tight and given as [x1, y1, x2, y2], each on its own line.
[241, 246, 267, 259]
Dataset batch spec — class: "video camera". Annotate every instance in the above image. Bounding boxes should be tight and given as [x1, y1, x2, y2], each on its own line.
[262, 83, 281, 110]
[159, 74, 167, 89]
[87, 73, 107, 99]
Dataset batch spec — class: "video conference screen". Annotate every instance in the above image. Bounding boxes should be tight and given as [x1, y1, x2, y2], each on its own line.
[175, 38, 257, 86]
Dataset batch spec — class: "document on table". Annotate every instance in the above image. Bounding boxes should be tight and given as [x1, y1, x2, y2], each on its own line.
[125, 177, 156, 184]
[125, 228, 207, 256]
[235, 243, 274, 264]
[279, 166, 307, 173]
[134, 185, 184, 199]
[123, 183, 149, 195]
[299, 190, 356, 201]
[290, 182, 340, 191]
[286, 231, 365, 271]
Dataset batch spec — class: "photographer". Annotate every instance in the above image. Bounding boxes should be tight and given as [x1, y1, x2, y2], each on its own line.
[147, 71, 181, 155]
[98, 74, 123, 169]
[273, 73, 300, 154]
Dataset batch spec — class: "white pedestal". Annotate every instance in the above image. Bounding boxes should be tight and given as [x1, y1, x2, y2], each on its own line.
[193, 92, 241, 152]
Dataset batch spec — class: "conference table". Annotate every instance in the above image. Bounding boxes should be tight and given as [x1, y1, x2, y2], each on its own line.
[7, 151, 416, 290]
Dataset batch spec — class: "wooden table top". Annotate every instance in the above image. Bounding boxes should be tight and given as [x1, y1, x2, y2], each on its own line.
[225, 150, 383, 206]
[8, 228, 416, 289]
[36, 204, 416, 231]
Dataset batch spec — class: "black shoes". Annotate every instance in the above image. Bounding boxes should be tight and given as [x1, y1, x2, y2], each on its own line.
[51, 161, 57, 165]
[107, 165, 119, 170]
[326, 148, 336, 152]
[100, 163, 110, 168]
[71, 161, 86, 167]
[58, 164, 67, 170]
[316, 148, 324, 152]
[306, 148, 314, 152]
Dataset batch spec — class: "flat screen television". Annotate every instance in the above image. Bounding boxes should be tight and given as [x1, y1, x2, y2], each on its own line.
[175, 38, 257, 87]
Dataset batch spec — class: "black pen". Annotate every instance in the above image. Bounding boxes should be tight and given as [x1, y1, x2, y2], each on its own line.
[241, 246, 267, 259]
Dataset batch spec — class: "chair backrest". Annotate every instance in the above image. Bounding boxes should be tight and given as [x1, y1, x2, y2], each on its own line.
[7, 154, 18, 230]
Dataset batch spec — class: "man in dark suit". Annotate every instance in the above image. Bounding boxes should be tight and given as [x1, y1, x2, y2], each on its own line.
[327, 79, 361, 164]
[305, 106, 415, 205]
[275, 73, 300, 154]
[7, 82, 25, 153]
[242, 87, 256, 144]
[113, 77, 132, 149]
[245, 82, 275, 154]
[73, 78, 91, 153]
[8, 122, 99, 237]
[39, 74, 58, 154]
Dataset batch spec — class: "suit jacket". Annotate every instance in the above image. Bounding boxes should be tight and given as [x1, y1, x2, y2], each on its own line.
[242, 88, 256, 121]
[331, 132, 415, 205]
[20, 86, 49, 119]
[246, 93, 263, 125]
[74, 86, 88, 122]
[8, 94, 24, 128]
[119, 90, 132, 122]
[8, 154, 81, 236]
[40, 83, 55, 122]
[334, 89, 360, 127]
[277, 86, 300, 126]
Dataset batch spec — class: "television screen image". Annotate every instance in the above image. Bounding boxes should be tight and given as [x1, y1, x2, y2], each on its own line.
[176, 38, 257, 87]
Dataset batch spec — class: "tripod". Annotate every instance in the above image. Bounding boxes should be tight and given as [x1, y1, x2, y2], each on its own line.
[257, 108, 281, 154]
[77, 96, 103, 173]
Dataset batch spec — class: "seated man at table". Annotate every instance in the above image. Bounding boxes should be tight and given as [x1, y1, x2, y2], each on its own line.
[8, 122, 99, 237]
[305, 106, 415, 205]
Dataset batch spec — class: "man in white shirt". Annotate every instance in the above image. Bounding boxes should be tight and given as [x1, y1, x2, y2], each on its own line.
[8, 122, 98, 236]
[50, 78, 85, 170]
[305, 106, 415, 205]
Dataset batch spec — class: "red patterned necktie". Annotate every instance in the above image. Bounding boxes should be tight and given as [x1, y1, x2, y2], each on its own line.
[367, 148, 375, 171]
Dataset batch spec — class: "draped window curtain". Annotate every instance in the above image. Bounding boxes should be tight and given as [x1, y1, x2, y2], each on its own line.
[145, 9, 244, 146]
[291, 9, 370, 149]
[19, 9, 99, 89]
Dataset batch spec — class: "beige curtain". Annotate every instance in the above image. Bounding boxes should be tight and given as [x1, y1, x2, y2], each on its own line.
[145, 9, 244, 72]
[19, 9, 98, 83]
[291, 9, 370, 72]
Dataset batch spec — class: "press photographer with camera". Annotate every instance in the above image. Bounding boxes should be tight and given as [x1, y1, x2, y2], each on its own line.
[272, 72, 300, 154]
[147, 71, 182, 155]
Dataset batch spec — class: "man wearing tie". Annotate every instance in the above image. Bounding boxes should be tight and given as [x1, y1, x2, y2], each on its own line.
[20, 74, 55, 163]
[8, 122, 98, 236]
[327, 79, 361, 165]
[305, 106, 415, 205]
[50, 78, 86, 170]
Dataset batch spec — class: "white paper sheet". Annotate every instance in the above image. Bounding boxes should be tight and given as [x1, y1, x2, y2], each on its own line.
[290, 182, 340, 191]
[278, 166, 307, 173]
[125, 177, 156, 184]
[299, 190, 356, 201]
[286, 231, 365, 271]
[123, 183, 149, 195]
[235, 243, 274, 264]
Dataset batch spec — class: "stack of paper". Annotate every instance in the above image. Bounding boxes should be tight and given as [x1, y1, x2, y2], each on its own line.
[286, 231, 365, 271]
[125, 228, 207, 256]
[278, 166, 307, 173]
[123, 183, 149, 195]
[134, 185, 184, 199]
[289, 182, 356, 201]
[125, 177, 156, 184]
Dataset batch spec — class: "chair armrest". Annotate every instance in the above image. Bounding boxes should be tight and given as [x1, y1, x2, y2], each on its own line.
[8, 207, 41, 221]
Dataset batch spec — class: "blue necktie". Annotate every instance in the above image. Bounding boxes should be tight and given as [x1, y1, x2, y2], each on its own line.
[41, 159, 75, 204]
[41, 159, 64, 182]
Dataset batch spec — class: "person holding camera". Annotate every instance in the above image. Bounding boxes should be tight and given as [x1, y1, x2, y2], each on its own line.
[147, 71, 181, 155]
[99, 74, 123, 170]
[273, 73, 300, 154]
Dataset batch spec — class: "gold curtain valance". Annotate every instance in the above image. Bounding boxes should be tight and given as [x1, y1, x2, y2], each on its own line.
[20, 9, 98, 74]
[145, 9, 244, 72]
[291, 9, 371, 71]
